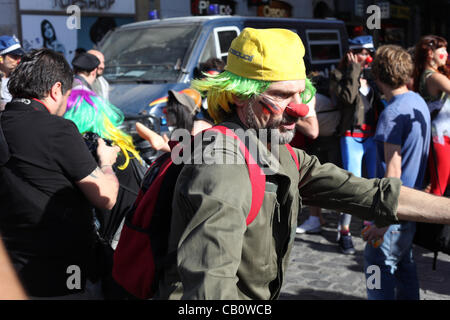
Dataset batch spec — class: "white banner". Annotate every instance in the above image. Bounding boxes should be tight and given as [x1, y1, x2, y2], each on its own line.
[21, 15, 78, 64]
[19, 0, 136, 15]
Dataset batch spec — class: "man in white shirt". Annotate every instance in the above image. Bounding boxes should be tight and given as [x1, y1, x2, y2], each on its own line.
[88, 49, 110, 101]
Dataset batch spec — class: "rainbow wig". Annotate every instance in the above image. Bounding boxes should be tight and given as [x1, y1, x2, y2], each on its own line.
[64, 88, 142, 170]
[191, 70, 316, 123]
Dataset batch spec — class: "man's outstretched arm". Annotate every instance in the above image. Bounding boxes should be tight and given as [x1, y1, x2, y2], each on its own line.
[397, 186, 450, 224]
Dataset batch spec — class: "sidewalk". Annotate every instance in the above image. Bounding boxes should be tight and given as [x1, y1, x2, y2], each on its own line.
[280, 209, 450, 300]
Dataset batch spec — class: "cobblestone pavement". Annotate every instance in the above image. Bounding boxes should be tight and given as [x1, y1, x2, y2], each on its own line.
[280, 209, 450, 300]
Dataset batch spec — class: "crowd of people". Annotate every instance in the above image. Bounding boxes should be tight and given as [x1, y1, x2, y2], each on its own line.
[294, 34, 450, 299]
[0, 27, 450, 301]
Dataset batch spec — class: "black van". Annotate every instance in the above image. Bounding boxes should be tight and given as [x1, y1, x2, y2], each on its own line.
[99, 15, 348, 162]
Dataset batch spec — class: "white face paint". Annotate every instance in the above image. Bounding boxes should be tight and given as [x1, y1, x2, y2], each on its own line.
[433, 47, 449, 67]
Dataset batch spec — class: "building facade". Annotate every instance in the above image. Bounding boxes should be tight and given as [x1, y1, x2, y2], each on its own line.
[2, 1, 448, 60]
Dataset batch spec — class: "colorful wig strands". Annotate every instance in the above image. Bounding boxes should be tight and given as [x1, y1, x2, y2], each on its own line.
[191, 71, 315, 123]
[64, 88, 142, 170]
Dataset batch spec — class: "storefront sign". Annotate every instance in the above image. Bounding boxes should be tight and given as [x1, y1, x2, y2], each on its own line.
[191, 0, 236, 16]
[19, 0, 136, 15]
[257, 0, 292, 18]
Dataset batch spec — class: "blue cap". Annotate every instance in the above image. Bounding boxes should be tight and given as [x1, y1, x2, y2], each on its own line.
[0, 35, 25, 56]
[349, 35, 374, 51]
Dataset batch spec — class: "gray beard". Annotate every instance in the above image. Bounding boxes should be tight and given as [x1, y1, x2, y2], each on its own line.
[245, 99, 295, 145]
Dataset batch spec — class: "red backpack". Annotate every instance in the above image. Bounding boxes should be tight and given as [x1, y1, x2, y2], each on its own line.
[112, 125, 299, 299]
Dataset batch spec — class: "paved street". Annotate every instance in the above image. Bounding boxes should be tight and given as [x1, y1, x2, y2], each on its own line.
[280, 208, 450, 300]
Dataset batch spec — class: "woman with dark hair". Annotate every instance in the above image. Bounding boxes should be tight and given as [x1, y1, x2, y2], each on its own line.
[164, 89, 199, 133]
[413, 35, 450, 196]
[135, 88, 203, 153]
[41, 19, 66, 55]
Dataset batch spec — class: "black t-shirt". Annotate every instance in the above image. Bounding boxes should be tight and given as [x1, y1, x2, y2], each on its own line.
[0, 98, 98, 297]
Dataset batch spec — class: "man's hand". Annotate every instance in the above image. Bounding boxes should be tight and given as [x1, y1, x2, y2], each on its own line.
[362, 225, 388, 244]
[97, 138, 120, 168]
[347, 52, 359, 64]
[76, 138, 120, 210]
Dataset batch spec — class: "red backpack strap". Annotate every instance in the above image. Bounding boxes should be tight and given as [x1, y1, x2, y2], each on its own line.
[132, 155, 174, 226]
[286, 144, 300, 170]
[206, 126, 266, 225]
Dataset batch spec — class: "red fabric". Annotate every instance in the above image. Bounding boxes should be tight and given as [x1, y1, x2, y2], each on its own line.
[344, 131, 373, 138]
[286, 144, 300, 170]
[290, 131, 306, 149]
[113, 156, 173, 299]
[209, 126, 266, 225]
[429, 136, 450, 196]
[344, 124, 374, 138]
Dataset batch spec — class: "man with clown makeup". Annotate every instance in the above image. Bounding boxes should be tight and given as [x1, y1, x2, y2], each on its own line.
[145, 28, 450, 300]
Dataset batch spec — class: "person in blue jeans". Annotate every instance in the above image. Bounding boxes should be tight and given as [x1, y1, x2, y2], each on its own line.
[362, 45, 431, 300]
[330, 35, 384, 254]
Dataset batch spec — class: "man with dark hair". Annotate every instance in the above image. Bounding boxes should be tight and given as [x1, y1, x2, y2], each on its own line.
[0, 35, 25, 110]
[72, 52, 101, 90]
[0, 48, 120, 299]
[7, 48, 73, 105]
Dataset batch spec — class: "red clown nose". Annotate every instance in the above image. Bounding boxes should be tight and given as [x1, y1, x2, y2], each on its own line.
[366, 56, 373, 63]
[285, 103, 309, 118]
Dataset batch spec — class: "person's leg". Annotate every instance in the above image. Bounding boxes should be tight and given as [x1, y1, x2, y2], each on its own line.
[339, 137, 364, 231]
[364, 244, 396, 300]
[338, 137, 363, 253]
[364, 224, 398, 300]
[362, 136, 377, 179]
[390, 222, 420, 300]
[310, 206, 325, 224]
[360, 136, 378, 227]
[297, 138, 329, 234]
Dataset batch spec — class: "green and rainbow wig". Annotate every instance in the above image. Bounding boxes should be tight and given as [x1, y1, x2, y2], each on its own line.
[64, 87, 142, 170]
[191, 70, 316, 123]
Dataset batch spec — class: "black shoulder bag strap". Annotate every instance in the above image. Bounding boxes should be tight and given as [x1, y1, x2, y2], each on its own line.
[0, 112, 11, 166]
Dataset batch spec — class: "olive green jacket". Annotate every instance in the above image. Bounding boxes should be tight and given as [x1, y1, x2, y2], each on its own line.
[329, 63, 382, 135]
[155, 120, 401, 300]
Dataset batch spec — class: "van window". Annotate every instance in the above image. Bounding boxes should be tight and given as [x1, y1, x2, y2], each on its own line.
[101, 24, 200, 83]
[217, 30, 238, 57]
[306, 30, 342, 65]
[199, 27, 240, 65]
